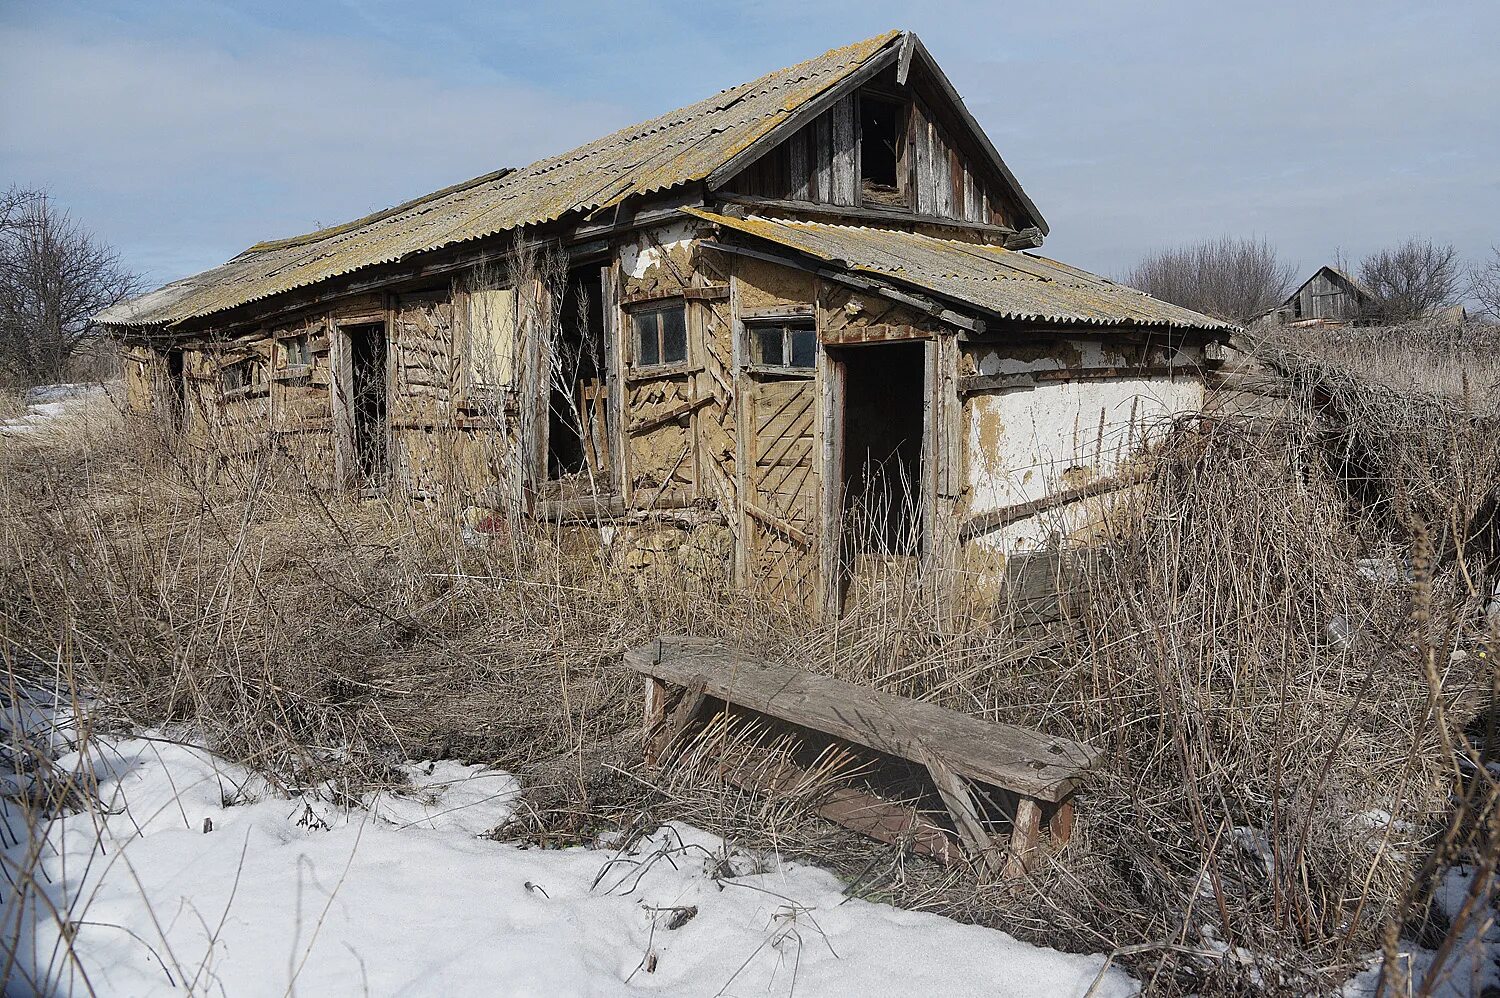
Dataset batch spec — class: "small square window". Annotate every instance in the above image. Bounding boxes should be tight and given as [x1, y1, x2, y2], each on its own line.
[222, 358, 260, 392]
[634, 314, 660, 365]
[661, 308, 686, 362]
[789, 327, 817, 368]
[746, 320, 816, 372]
[752, 327, 782, 366]
[281, 335, 310, 367]
[630, 303, 687, 368]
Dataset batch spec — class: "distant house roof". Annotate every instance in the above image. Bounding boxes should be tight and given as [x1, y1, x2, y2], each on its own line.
[99, 30, 1046, 330]
[688, 210, 1233, 331]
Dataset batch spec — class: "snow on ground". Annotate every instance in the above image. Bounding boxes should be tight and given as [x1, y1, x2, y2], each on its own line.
[0, 383, 106, 437]
[7, 727, 1137, 997]
[1343, 863, 1500, 998]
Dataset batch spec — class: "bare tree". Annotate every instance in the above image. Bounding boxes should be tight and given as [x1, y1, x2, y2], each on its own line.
[0, 187, 40, 231]
[1470, 246, 1500, 322]
[1356, 238, 1462, 324]
[0, 189, 141, 385]
[1124, 237, 1295, 324]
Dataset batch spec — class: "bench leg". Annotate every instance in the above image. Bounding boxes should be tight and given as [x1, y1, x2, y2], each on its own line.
[663, 676, 709, 757]
[643, 677, 668, 765]
[645, 676, 712, 766]
[919, 747, 1003, 876]
[1005, 797, 1043, 879]
[1049, 800, 1075, 846]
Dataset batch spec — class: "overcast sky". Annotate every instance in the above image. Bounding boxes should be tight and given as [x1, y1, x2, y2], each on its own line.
[3, 0, 1497, 295]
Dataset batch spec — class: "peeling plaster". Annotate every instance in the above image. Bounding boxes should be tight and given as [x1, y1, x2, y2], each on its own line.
[619, 219, 697, 280]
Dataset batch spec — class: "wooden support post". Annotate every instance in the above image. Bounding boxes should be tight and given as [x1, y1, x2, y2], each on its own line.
[662, 676, 709, 756]
[643, 677, 668, 765]
[1049, 800, 1075, 846]
[919, 746, 1002, 876]
[644, 674, 711, 766]
[1006, 797, 1043, 879]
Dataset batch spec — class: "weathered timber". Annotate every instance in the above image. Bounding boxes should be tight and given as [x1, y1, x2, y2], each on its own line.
[628, 395, 713, 436]
[916, 743, 1002, 874]
[744, 501, 813, 547]
[1006, 797, 1043, 878]
[712, 194, 1019, 239]
[624, 636, 1099, 802]
[699, 240, 982, 333]
[958, 469, 1149, 543]
[957, 364, 1191, 395]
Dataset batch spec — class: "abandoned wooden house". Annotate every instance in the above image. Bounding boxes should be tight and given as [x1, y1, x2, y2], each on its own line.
[1270, 266, 1376, 326]
[98, 29, 1231, 611]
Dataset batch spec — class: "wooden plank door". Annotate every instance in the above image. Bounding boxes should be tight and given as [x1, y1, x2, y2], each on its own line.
[743, 376, 820, 608]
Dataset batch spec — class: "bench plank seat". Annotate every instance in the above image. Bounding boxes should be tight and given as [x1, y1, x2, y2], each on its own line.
[624, 636, 1100, 803]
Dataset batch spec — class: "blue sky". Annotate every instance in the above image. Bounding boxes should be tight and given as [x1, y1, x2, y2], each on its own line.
[3, 0, 1497, 293]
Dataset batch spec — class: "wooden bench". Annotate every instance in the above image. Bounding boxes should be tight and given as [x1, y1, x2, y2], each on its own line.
[624, 636, 1102, 877]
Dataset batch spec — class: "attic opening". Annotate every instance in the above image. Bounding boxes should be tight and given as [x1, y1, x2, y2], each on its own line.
[858, 93, 906, 208]
[547, 265, 608, 483]
[837, 341, 925, 561]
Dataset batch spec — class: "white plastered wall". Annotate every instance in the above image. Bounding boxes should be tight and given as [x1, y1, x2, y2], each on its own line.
[963, 337, 1206, 556]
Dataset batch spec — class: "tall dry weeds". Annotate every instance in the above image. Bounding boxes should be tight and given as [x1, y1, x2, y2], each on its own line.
[0, 319, 1496, 995]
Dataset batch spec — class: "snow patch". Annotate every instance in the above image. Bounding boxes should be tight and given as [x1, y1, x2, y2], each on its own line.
[7, 725, 1138, 997]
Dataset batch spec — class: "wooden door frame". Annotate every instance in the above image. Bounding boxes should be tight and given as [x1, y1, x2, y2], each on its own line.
[819, 337, 937, 614]
[328, 308, 392, 491]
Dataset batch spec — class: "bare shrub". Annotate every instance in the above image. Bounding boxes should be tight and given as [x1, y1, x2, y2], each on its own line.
[1124, 237, 1295, 325]
[1357, 239, 1464, 324]
[1470, 246, 1500, 323]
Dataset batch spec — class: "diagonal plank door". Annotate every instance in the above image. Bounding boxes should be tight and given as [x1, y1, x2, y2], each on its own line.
[744, 376, 820, 608]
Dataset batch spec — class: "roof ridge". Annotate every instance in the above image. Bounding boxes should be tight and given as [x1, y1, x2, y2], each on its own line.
[96, 30, 913, 327]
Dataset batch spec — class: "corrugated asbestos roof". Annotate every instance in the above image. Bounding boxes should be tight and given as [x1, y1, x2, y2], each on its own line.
[686, 209, 1234, 331]
[99, 31, 903, 328]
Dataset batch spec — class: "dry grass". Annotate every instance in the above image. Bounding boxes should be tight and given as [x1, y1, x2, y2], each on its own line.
[1, 323, 1497, 995]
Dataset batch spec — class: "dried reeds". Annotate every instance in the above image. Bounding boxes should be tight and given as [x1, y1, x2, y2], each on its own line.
[0, 320, 1496, 995]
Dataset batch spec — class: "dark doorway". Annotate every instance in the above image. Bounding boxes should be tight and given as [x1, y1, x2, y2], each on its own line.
[165, 349, 186, 433]
[839, 342, 925, 557]
[548, 265, 608, 482]
[347, 323, 388, 485]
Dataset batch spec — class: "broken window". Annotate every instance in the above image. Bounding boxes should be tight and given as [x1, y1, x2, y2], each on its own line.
[280, 334, 310, 368]
[746, 319, 817, 373]
[467, 287, 518, 388]
[630, 302, 687, 368]
[221, 357, 261, 393]
[859, 94, 905, 207]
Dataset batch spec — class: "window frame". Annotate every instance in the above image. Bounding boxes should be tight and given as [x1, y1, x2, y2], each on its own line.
[464, 285, 519, 392]
[743, 316, 817, 377]
[275, 333, 311, 375]
[220, 356, 263, 397]
[626, 299, 690, 374]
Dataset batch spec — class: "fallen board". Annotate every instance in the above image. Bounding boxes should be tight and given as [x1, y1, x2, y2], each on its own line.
[624, 636, 1100, 803]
